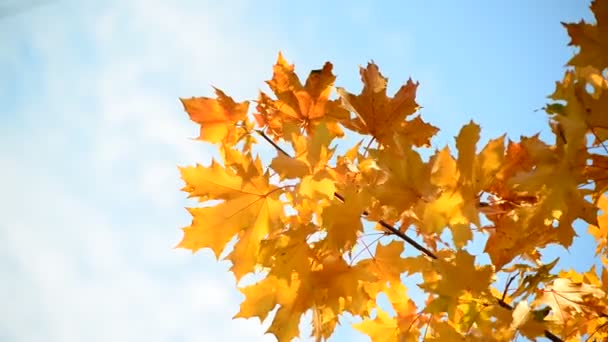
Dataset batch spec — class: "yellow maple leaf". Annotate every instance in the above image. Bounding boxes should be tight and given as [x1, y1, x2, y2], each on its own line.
[369, 146, 431, 216]
[270, 153, 309, 179]
[354, 309, 400, 342]
[180, 88, 249, 143]
[476, 135, 506, 191]
[483, 130, 597, 269]
[412, 123, 505, 246]
[430, 147, 458, 188]
[237, 253, 376, 342]
[257, 221, 315, 281]
[270, 122, 335, 180]
[455, 121, 481, 188]
[421, 250, 493, 299]
[428, 321, 466, 341]
[321, 187, 367, 252]
[394, 115, 439, 148]
[456, 121, 506, 203]
[354, 283, 420, 342]
[312, 254, 377, 317]
[549, 68, 608, 149]
[363, 241, 410, 284]
[487, 139, 534, 199]
[511, 155, 597, 247]
[178, 159, 283, 280]
[484, 208, 554, 270]
[235, 273, 309, 342]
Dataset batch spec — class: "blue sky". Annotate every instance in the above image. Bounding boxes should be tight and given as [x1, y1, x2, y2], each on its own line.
[0, 0, 598, 341]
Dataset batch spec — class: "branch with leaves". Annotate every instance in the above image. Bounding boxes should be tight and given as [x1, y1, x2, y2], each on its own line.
[175, 1, 608, 341]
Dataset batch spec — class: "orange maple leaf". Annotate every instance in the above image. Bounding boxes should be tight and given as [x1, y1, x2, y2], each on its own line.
[180, 88, 249, 143]
[255, 52, 347, 139]
[337, 63, 422, 147]
[564, 0, 608, 70]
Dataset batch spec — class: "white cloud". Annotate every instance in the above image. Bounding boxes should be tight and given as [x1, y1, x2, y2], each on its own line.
[0, 151, 275, 341]
[0, 0, 290, 341]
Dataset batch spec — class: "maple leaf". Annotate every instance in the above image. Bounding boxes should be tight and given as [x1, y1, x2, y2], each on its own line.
[427, 321, 466, 341]
[510, 146, 597, 245]
[564, 0, 608, 70]
[421, 250, 493, 300]
[270, 122, 336, 180]
[354, 282, 420, 342]
[353, 308, 401, 342]
[586, 154, 608, 197]
[311, 253, 377, 317]
[321, 187, 367, 253]
[535, 278, 606, 323]
[257, 221, 315, 281]
[255, 53, 348, 139]
[483, 131, 598, 269]
[367, 146, 431, 221]
[235, 274, 309, 342]
[548, 68, 608, 150]
[180, 88, 249, 144]
[394, 115, 439, 148]
[337, 63, 421, 147]
[509, 301, 550, 340]
[589, 194, 608, 255]
[242, 253, 377, 342]
[412, 122, 504, 246]
[484, 208, 554, 271]
[416, 190, 468, 237]
[510, 258, 559, 299]
[486, 139, 534, 200]
[455, 122, 505, 220]
[362, 241, 411, 284]
[178, 157, 283, 280]
[451, 293, 492, 337]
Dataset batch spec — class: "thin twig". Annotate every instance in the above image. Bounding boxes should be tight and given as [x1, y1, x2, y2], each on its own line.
[589, 127, 608, 155]
[502, 275, 516, 301]
[256, 129, 438, 259]
[255, 130, 291, 157]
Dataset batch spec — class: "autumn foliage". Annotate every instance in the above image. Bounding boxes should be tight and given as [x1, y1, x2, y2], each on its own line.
[176, 2, 608, 341]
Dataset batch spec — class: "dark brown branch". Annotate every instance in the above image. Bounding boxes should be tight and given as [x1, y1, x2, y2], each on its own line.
[375, 219, 437, 259]
[495, 298, 562, 342]
[502, 275, 516, 301]
[545, 331, 565, 342]
[255, 130, 291, 157]
[255, 130, 438, 258]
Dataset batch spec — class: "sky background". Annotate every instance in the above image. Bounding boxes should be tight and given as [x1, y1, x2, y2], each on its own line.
[0, 0, 599, 341]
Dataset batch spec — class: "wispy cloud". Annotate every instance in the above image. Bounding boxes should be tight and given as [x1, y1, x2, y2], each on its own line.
[0, 0, 288, 340]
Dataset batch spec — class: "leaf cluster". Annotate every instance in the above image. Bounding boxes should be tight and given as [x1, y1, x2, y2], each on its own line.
[177, 1, 608, 340]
